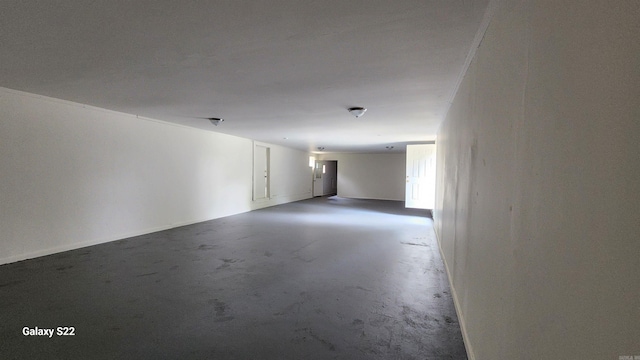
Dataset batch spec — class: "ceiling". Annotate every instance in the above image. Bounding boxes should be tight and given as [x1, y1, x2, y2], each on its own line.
[1, 1, 489, 153]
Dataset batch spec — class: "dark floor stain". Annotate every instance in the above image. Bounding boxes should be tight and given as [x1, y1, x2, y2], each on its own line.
[56, 265, 74, 271]
[296, 327, 336, 351]
[368, 313, 392, 327]
[210, 299, 234, 322]
[211, 299, 227, 317]
[425, 314, 440, 323]
[198, 244, 215, 250]
[263, 251, 273, 257]
[135, 272, 158, 277]
[311, 334, 336, 351]
[404, 316, 418, 328]
[216, 258, 242, 270]
[433, 293, 442, 298]
[400, 242, 429, 247]
[352, 319, 364, 326]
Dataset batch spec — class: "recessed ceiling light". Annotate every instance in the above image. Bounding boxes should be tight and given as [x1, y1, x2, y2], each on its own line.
[386, 146, 394, 150]
[317, 147, 325, 151]
[348, 107, 367, 118]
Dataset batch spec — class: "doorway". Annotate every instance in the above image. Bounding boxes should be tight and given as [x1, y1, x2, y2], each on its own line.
[253, 144, 270, 201]
[405, 144, 436, 209]
[313, 160, 337, 197]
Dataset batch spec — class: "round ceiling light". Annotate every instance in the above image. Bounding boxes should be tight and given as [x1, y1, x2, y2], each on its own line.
[348, 107, 367, 118]
[208, 118, 224, 126]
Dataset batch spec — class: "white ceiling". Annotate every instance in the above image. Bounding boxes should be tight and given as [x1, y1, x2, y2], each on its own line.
[1, 1, 489, 153]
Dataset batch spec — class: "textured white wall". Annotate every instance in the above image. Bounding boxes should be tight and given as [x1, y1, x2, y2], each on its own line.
[434, 1, 640, 359]
[319, 153, 405, 201]
[252, 141, 313, 210]
[0, 88, 311, 265]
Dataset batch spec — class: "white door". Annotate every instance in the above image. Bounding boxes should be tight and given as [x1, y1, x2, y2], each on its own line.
[405, 144, 436, 209]
[253, 145, 269, 200]
[313, 161, 324, 197]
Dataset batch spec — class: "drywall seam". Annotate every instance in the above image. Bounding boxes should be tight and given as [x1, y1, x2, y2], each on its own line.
[433, 224, 475, 360]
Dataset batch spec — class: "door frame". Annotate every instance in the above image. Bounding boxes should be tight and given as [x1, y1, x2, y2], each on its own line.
[312, 159, 338, 197]
[405, 143, 436, 209]
[252, 143, 270, 201]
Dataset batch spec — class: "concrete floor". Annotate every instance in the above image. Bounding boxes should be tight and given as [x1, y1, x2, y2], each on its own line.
[0, 196, 467, 359]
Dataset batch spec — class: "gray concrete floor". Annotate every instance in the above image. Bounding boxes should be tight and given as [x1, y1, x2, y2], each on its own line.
[0, 196, 467, 359]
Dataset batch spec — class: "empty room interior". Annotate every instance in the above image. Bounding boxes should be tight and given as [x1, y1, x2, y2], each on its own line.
[1, 1, 638, 359]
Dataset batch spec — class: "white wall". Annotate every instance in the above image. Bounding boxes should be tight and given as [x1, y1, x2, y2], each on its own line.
[318, 153, 405, 201]
[0, 87, 311, 265]
[434, 1, 640, 359]
[252, 141, 313, 210]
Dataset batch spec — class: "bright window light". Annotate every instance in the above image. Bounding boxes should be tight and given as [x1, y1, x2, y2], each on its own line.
[309, 156, 315, 167]
[322, 165, 326, 174]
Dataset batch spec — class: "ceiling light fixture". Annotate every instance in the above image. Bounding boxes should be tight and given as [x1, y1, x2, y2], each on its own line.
[386, 146, 394, 150]
[208, 118, 224, 126]
[317, 147, 325, 151]
[348, 107, 367, 118]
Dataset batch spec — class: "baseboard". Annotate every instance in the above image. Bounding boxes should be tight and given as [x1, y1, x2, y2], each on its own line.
[336, 195, 405, 202]
[1, 194, 314, 266]
[251, 192, 312, 210]
[0, 213, 248, 266]
[433, 226, 476, 360]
